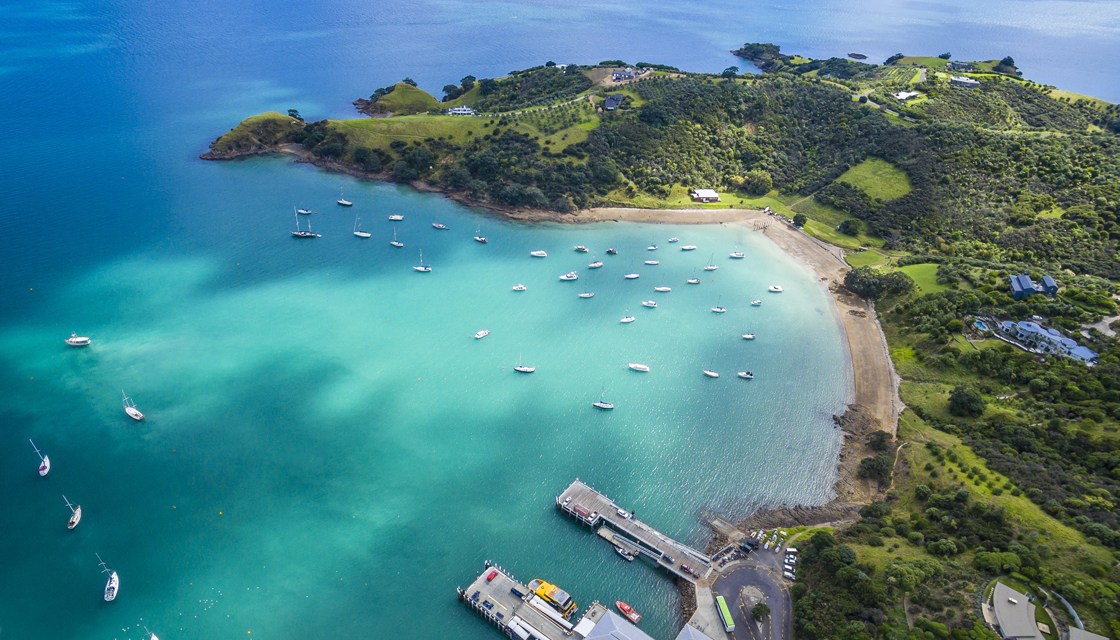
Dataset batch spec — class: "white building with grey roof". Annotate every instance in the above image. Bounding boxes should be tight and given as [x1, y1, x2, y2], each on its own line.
[991, 583, 1044, 640]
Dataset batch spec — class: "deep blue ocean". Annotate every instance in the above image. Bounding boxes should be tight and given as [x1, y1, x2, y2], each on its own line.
[0, 0, 1115, 638]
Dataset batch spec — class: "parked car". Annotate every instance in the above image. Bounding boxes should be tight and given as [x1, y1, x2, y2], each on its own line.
[783, 571, 795, 580]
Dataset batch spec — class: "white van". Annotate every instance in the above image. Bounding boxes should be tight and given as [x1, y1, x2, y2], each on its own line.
[783, 571, 795, 580]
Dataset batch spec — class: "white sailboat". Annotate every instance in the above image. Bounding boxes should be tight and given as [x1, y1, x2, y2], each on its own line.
[513, 352, 535, 373]
[30, 439, 49, 476]
[390, 226, 404, 247]
[578, 290, 594, 298]
[592, 386, 614, 410]
[473, 225, 487, 243]
[388, 213, 404, 221]
[144, 626, 160, 640]
[588, 257, 603, 268]
[712, 295, 726, 313]
[687, 269, 701, 285]
[742, 332, 756, 340]
[413, 249, 432, 272]
[97, 554, 119, 601]
[641, 300, 657, 308]
[702, 357, 720, 378]
[574, 245, 589, 252]
[668, 237, 679, 243]
[620, 308, 635, 323]
[65, 332, 91, 346]
[512, 283, 527, 291]
[644, 260, 659, 265]
[703, 253, 718, 271]
[751, 299, 763, 306]
[64, 495, 82, 529]
[530, 250, 548, 257]
[122, 390, 144, 420]
[654, 286, 671, 292]
[337, 189, 352, 206]
[296, 204, 312, 215]
[628, 363, 650, 372]
[353, 215, 370, 238]
[681, 244, 697, 251]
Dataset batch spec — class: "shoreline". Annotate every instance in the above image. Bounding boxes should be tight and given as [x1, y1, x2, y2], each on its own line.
[201, 147, 903, 516]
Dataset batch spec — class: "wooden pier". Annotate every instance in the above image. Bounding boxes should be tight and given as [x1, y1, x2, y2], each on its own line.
[555, 479, 713, 582]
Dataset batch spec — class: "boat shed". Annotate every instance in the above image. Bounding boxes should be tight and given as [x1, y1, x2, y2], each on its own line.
[991, 583, 1044, 640]
[690, 189, 721, 203]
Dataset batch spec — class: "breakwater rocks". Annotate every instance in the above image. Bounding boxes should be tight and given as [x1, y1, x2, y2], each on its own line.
[677, 578, 698, 621]
[353, 98, 393, 118]
[734, 504, 862, 531]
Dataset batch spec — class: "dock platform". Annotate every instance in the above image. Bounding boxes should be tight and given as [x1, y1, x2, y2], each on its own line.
[555, 479, 712, 581]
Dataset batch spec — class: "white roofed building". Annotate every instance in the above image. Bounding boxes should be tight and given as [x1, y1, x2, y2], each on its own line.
[690, 189, 721, 203]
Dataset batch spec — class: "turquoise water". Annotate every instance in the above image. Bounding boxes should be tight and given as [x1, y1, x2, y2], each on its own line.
[1, 0, 1112, 637]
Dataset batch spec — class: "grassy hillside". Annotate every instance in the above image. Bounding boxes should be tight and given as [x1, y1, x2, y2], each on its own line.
[208, 111, 301, 153]
[372, 82, 441, 115]
[835, 158, 912, 201]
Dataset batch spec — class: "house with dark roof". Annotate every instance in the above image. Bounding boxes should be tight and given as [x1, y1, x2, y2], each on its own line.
[1040, 275, 1058, 295]
[603, 94, 624, 111]
[1009, 274, 1058, 299]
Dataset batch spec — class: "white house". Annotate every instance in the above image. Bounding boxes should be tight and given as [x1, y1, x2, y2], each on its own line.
[950, 75, 980, 88]
[447, 106, 476, 116]
[999, 320, 1098, 364]
[690, 189, 721, 203]
[894, 91, 920, 101]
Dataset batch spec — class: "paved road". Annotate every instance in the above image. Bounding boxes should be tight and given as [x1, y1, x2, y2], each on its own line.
[711, 549, 792, 640]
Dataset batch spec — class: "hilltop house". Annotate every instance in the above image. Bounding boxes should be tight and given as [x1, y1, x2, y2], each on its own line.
[950, 75, 980, 88]
[991, 583, 1044, 640]
[690, 189, 721, 203]
[603, 94, 624, 111]
[1009, 274, 1057, 299]
[894, 91, 920, 101]
[447, 106, 476, 116]
[946, 61, 975, 72]
[612, 68, 637, 82]
[999, 320, 1099, 364]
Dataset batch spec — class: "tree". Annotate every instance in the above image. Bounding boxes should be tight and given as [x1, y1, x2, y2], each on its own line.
[844, 267, 915, 300]
[721, 66, 740, 79]
[287, 109, 303, 121]
[810, 530, 837, 550]
[838, 219, 860, 236]
[478, 78, 498, 95]
[948, 386, 986, 417]
[402, 77, 417, 87]
[1000, 56, 1016, 68]
[752, 603, 771, 620]
[938, 52, 952, 59]
[793, 213, 807, 228]
[460, 75, 476, 90]
[545, 61, 556, 67]
[858, 452, 894, 485]
[867, 430, 892, 451]
[885, 53, 904, 65]
[741, 169, 772, 195]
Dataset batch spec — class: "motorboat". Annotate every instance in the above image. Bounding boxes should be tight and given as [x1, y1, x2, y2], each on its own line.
[624, 272, 639, 279]
[291, 210, 319, 237]
[337, 189, 352, 206]
[388, 214, 404, 221]
[738, 371, 755, 379]
[390, 226, 404, 247]
[647, 244, 658, 251]
[122, 390, 144, 420]
[530, 250, 548, 257]
[712, 295, 726, 313]
[742, 333, 756, 340]
[605, 248, 618, 255]
[65, 332, 91, 346]
[592, 387, 614, 410]
[588, 258, 603, 268]
[432, 222, 448, 230]
[97, 554, 118, 601]
[512, 283, 527, 291]
[353, 215, 371, 238]
[751, 299, 762, 306]
[654, 286, 671, 292]
[641, 300, 657, 308]
[681, 245, 697, 251]
[474, 330, 490, 339]
[513, 352, 535, 373]
[668, 237, 679, 243]
[615, 601, 642, 625]
[769, 285, 784, 292]
[703, 254, 718, 271]
[615, 547, 635, 561]
[413, 249, 432, 272]
[64, 495, 82, 529]
[619, 315, 635, 323]
[644, 260, 659, 265]
[559, 271, 578, 281]
[30, 439, 49, 476]
[628, 363, 650, 372]
[730, 250, 745, 259]
[574, 245, 589, 252]
[473, 225, 487, 243]
[578, 291, 594, 298]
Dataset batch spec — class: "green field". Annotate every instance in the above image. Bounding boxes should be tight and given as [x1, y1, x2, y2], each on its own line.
[845, 250, 889, 268]
[835, 158, 912, 201]
[791, 196, 885, 248]
[333, 113, 596, 155]
[896, 263, 948, 293]
[893, 56, 949, 68]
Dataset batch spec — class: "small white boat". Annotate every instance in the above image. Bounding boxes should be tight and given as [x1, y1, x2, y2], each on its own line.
[513, 352, 535, 373]
[474, 329, 490, 339]
[559, 271, 578, 281]
[145, 627, 159, 640]
[592, 387, 614, 410]
[742, 333, 756, 340]
[30, 439, 49, 476]
[473, 226, 487, 243]
[97, 554, 118, 601]
[628, 363, 650, 372]
[620, 315, 635, 323]
[413, 249, 432, 272]
[530, 250, 548, 258]
[122, 390, 144, 421]
[606, 248, 618, 255]
[512, 283, 527, 291]
[703, 254, 718, 271]
[353, 215, 371, 238]
[296, 207, 313, 215]
[432, 222, 448, 230]
[291, 210, 319, 237]
[681, 245, 697, 251]
[64, 495, 81, 529]
[588, 258, 603, 268]
[641, 300, 657, 308]
[65, 332, 91, 346]
[751, 299, 762, 306]
[769, 285, 784, 292]
[390, 226, 404, 247]
[624, 272, 639, 279]
[687, 269, 700, 285]
[647, 244, 658, 251]
[574, 245, 589, 252]
[337, 189, 352, 206]
[729, 250, 745, 259]
[738, 371, 755, 379]
[712, 295, 726, 313]
[388, 214, 404, 221]
[654, 286, 671, 292]
[668, 237, 679, 243]
[616, 546, 635, 561]
[703, 358, 719, 378]
[644, 260, 659, 265]
[578, 291, 594, 298]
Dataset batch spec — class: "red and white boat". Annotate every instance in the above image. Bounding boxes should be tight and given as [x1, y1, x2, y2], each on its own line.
[30, 439, 50, 476]
[615, 601, 641, 624]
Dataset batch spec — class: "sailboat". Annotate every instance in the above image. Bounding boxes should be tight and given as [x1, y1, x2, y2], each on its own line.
[144, 627, 160, 640]
[620, 308, 635, 323]
[291, 211, 319, 238]
[97, 554, 119, 601]
[122, 390, 144, 420]
[390, 226, 404, 247]
[513, 352, 535, 373]
[413, 249, 432, 272]
[578, 290, 594, 298]
[687, 269, 701, 285]
[628, 363, 650, 372]
[388, 213, 404, 221]
[588, 257, 603, 268]
[337, 189, 352, 206]
[592, 386, 614, 410]
[64, 495, 82, 529]
[296, 204, 312, 215]
[703, 357, 720, 378]
[473, 225, 487, 243]
[703, 253, 718, 271]
[353, 215, 370, 238]
[712, 295, 726, 313]
[30, 439, 49, 476]
[654, 286, 671, 292]
[624, 264, 639, 279]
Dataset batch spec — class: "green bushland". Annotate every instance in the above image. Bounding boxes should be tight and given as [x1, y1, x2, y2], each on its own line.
[835, 158, 913, 201]
[208, 111, 301, 152]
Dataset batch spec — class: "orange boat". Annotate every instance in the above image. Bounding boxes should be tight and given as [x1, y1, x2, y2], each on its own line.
[615, 601, 642, 624]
